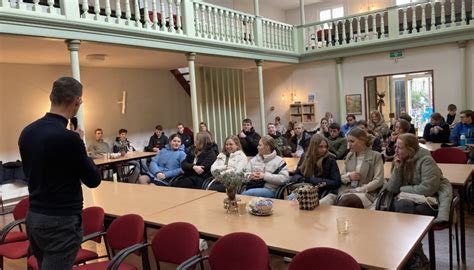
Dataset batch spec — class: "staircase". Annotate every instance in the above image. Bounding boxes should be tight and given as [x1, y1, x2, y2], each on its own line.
[171, 68, 190, 96]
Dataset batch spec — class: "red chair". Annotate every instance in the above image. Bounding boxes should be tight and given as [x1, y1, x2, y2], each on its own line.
[27, 206, 106, 269]
[288, 247, 359, 270]
[109, 222, 202, 269]
[0, 197, 29, 244]
[178, 232, 269, 270]
[0, 197, 29, 269]
[431, 148, 467, 164]
[74, 213, 146, 270]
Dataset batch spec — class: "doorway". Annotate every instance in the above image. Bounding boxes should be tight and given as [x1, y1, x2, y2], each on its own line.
[364, 70, 434, 136]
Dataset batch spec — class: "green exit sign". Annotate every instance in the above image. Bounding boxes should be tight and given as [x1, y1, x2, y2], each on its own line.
[390, 50, 404, 59]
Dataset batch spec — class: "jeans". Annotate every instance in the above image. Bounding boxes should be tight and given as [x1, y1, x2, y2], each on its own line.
[26, 211, 82, 270]
[242, 188, 275, 198]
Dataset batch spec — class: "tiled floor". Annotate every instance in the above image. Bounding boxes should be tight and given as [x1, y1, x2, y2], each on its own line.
[2, 206, 473, 269]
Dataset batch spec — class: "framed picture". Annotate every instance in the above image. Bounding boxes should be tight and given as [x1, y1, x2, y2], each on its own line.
[345, 94, 362, 115]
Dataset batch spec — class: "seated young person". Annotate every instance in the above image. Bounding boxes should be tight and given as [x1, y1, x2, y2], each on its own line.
[138, 134, 186, 185]
[112, 128, 140, 183]
[446, 104, 459, 129]
[171, 132, 217, 189]
[384, 133, 453, 223]
[289, 122, 311, 158]
[422, 112, 450, 143]
[383, 133, 453, 270]
[367, 110, 389, 140]
[384, 119, 411, 161]
[242, 136, 289, 198]
[450, 110, 474, 144]
[238, 118, 261, 156]
[327, 123, 347, 160]
[267, 122, 292, 157]
[291, 134, 341, 197]
[316, 117, 330, 138]
[355, 120, 382, 152]
[87, 128, 110, 159]
[321, 128, 384, 209]
[209, 135, 248, 192]
[145, 125, 169, 152]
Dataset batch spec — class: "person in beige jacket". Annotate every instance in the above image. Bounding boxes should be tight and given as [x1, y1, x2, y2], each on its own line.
[321, 127, 384, 208]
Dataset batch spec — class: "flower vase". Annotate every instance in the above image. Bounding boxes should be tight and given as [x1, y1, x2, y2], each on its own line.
[224, 187, 238, 214]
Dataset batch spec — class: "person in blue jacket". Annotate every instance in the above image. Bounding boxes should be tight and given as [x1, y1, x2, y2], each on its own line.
[290, 134, 341, 198]
[450, 110, 474, 144]
[138, 133, 186, 185]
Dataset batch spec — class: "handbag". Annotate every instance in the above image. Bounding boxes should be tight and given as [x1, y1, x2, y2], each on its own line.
[245, 161, 287, 190]
[292, 183, 326, 210]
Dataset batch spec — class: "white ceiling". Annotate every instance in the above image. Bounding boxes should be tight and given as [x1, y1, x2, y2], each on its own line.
[0, 34, 289, 70]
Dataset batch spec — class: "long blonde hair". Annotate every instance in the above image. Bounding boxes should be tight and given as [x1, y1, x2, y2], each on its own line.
[221, 135, 242, 155]
[194, 132, 212, 155]
[300, 134, 330, 177]
[397, 133, 420, 181]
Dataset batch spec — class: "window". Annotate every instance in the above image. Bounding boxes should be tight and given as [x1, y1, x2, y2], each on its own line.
[319, 6, 344, 22]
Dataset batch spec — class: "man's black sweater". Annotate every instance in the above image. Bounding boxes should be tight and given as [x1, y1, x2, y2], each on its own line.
[19, 113, 101, 216]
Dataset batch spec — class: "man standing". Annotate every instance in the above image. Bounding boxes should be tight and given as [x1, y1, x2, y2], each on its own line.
[19, 77, 101, 269]
[239, 118, 261, 156]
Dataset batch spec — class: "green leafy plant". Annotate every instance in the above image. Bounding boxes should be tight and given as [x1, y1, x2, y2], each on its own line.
[214, 171, 244, 191]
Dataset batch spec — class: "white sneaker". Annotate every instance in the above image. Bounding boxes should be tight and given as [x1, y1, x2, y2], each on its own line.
[199, 238, 208, 251]
[283, 257, 292, 263]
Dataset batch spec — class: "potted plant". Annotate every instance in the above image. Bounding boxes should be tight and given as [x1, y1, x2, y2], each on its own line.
[214, 171, 244, 200]
[214, 171, 244, 213]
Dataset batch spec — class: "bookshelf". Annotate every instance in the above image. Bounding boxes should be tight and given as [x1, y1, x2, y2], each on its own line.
[289, 103, 316, 125]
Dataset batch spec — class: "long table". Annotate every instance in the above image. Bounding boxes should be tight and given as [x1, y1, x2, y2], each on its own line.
[82, 181, 216, 217]
[93, 151, 156, 166]
[145, 192, 433, 269]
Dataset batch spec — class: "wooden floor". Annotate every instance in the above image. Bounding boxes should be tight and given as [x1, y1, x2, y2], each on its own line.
[2, 207, 474, 270]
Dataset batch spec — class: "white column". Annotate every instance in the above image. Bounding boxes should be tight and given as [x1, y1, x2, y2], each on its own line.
[299, 0, 305, 25]
[187, 52, 200, 139]
[253, 0, 259, 16]
[336, 58, 345, 124]
[458, 41, 468, 109]
[66, 40, 85, 133]
[256, 59, 266, 135]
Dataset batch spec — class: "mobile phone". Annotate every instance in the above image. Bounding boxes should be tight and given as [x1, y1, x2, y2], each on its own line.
[70, 117, 78, 130]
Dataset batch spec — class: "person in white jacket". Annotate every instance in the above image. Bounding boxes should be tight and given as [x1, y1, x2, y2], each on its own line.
[242, 135, 289, 198]
[208, 135, 248, 191]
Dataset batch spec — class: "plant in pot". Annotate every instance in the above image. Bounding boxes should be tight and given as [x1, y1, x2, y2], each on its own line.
[214, 171, 244, 213]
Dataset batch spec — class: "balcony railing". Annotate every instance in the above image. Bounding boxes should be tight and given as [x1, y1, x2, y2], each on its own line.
[0, 0, 472, 58]
[301, 0, 473, 52]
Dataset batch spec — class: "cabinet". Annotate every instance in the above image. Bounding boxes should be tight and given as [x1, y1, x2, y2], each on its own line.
[289, 103, 316, 124]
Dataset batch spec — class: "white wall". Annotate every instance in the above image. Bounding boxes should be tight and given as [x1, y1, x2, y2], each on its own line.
[204, 0, 286, 22]
[244, 41, 473, 132]
[285, 0, 394, 25]
[0, 63, 192, 162]
[244, 60, 338, 133]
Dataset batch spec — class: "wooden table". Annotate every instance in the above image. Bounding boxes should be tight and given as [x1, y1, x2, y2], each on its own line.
[93, 151, 156, 166]
[82, 181, 216, 217]
[337, 159, 474, 264]
[145, 192, 433, 269]
[418, 142, 473, 154]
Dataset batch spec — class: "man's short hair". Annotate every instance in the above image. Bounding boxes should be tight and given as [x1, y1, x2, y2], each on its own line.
[95, 128, 103, 133]
[356, 120, 368, 127]
[447, 104, 457, 111]
[346, 114, 356, 121]
[177, 123, 184, 127]
[267, 123, 275, 127]
[118, 128, 128, 134]
[460, 110, 473, 118]
[155, 125, 163, 131]
[49, 77, 83, 106]
[431, 112, 443, 121]
[242, 118, 253, 125]
[329, 123, 341, 130]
